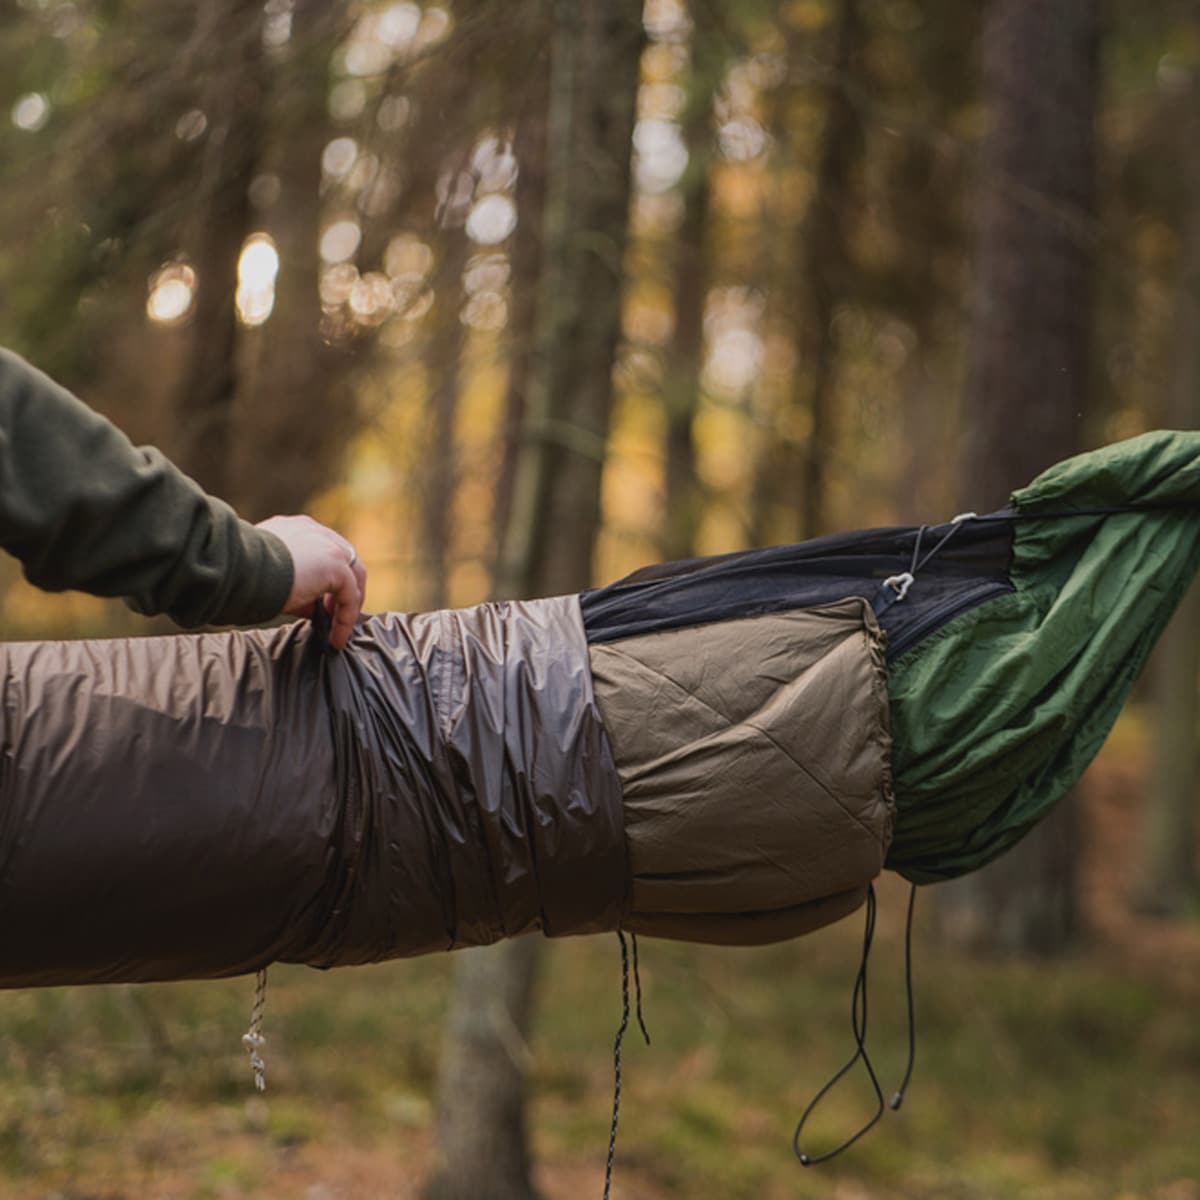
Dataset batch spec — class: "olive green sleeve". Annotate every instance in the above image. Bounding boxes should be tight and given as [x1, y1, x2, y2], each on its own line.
[0, 348, 293, 628]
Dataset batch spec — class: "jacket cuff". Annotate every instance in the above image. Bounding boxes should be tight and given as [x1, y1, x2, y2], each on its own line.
[212, 522, 294, 627]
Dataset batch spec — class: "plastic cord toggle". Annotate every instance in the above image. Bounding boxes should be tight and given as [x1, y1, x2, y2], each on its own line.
[883, 572, 914, 602]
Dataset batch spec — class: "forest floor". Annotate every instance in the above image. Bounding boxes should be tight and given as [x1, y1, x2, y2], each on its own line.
[0, 705, 1197, 1200]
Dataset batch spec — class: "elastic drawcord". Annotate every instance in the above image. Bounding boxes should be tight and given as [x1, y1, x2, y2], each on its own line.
[890, 883, 918, 1111]
[604, 931, 650, 1200]
[793, 883, 884, 1165]
[793, 882, 921, 1165]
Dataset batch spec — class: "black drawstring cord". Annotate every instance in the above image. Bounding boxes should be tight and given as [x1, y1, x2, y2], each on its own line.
[605, 896, 917, 1185]
[793, 883, 885, 1166]
[793, 882, 922, 1164]
[631, 931, 651, 1047]
[605, 931, 650, 1200]
[977, 500, 1200, 522]
[890, 883, 918, 1111]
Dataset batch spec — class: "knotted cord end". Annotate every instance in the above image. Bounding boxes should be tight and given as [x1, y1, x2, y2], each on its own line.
[242, 967, 269, 1093]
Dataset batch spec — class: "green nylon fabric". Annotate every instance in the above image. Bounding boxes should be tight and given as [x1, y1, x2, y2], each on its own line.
[887, 430, 1200, 883]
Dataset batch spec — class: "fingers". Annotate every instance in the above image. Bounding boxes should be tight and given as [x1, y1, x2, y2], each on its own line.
[349, 551, 367, 602]
[256, 514, 367, 649]
[325, 560, 361, 651]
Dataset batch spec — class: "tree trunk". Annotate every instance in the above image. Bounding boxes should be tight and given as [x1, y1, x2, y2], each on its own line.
[1137, 583, 1200, 914]
[176, 0, 265, 501]
[791, 0, 860, 541]
[492, 36, 550, 573]
[426, 937, 542, 1200]
[424, 3, 642, 1197]
[240, 0, 355, 520]
[420, 230, 470, 611]
[661, 14, 720, 563]
[749, 0, 862, 545]
[935, 0, 1099, 956]
[1133, 64, 1200, 914]
[496, 0, 644, 600]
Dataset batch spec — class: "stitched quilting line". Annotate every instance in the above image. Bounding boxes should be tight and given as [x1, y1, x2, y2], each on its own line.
[598, 641, 887, 845]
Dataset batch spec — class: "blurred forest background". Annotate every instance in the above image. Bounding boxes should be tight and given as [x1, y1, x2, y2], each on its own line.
[1, 0, 1199, 1197]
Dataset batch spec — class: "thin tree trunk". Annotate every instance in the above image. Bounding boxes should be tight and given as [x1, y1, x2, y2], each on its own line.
[791, 0, 860, 540]
[1133, 64, 1200, 914]
[749, 0, 861, 545]
[427, 936, 542, 1200]
[490, 0, 584, 603]
[1138, 583, 1200, 914]
[176, 0, 265, 501]
[887, 134, 962, 524]
[935, 0, 1099, 957]
[425, 3, 643, 1197]
[421, 232, 470, 611]
[496, 0, 644, 598]
[661, 12, 719, 563]
[492, 39, 550, 572]
[240, 0, 354, 520]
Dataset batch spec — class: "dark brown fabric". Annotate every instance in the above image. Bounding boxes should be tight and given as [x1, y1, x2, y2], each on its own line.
[589, 599, 894, 944]
[0, 595, 625, 987]
[309, 597, 627, 965]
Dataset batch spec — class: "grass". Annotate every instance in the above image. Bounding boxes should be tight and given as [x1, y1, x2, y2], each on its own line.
[0, 733, 1197, 1198]
[1, 904, 1195, 1199]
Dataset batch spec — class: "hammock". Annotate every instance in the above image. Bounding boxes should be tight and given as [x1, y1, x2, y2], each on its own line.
[1, 430, 1197, 991]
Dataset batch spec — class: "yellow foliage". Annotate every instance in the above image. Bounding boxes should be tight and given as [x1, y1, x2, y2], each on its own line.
[780, 0, 831, 34]
[712, 163, 769, 221]
[4, 581, 114, 639]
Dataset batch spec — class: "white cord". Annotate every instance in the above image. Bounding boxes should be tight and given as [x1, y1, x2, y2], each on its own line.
[882, 571, 915, 602]
[242, 967, 268, 1092]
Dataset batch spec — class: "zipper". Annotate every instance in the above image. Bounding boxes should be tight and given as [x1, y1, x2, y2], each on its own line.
[886, 579, 1012, 660]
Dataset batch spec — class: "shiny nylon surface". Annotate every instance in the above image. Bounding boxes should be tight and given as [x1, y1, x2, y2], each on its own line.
[0, 596, 625, 986]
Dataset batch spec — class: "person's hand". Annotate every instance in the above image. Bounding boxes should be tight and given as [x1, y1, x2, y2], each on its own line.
[255, 515, 366, 650]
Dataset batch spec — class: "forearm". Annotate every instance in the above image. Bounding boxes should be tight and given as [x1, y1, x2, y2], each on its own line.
[0, 348, 292, 627]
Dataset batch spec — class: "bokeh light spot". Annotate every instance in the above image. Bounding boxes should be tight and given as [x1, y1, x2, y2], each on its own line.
[322, 137, 359, 180]
[146, 263, 196, 325]
[634, 118, 688, 193]
[236, 234, 280, 326]
[12, 93, 49, 132]
[378, 2, 421, 51]
[465, 195, 516, 245]
[320, 219, 363, 264]
[175, 108, 207, 142]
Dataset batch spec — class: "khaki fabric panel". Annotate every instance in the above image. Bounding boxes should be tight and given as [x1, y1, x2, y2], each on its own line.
[624, 885, 869, 947]
[590, 598, 893, 943]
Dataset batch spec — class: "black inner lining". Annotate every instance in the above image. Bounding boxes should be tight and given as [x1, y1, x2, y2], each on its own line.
[580, 515, 1017, 659]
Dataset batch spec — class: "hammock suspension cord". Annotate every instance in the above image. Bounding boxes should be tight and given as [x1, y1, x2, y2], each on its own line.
[877, 499, 1200, 617]
[877, 512, 976, 614]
